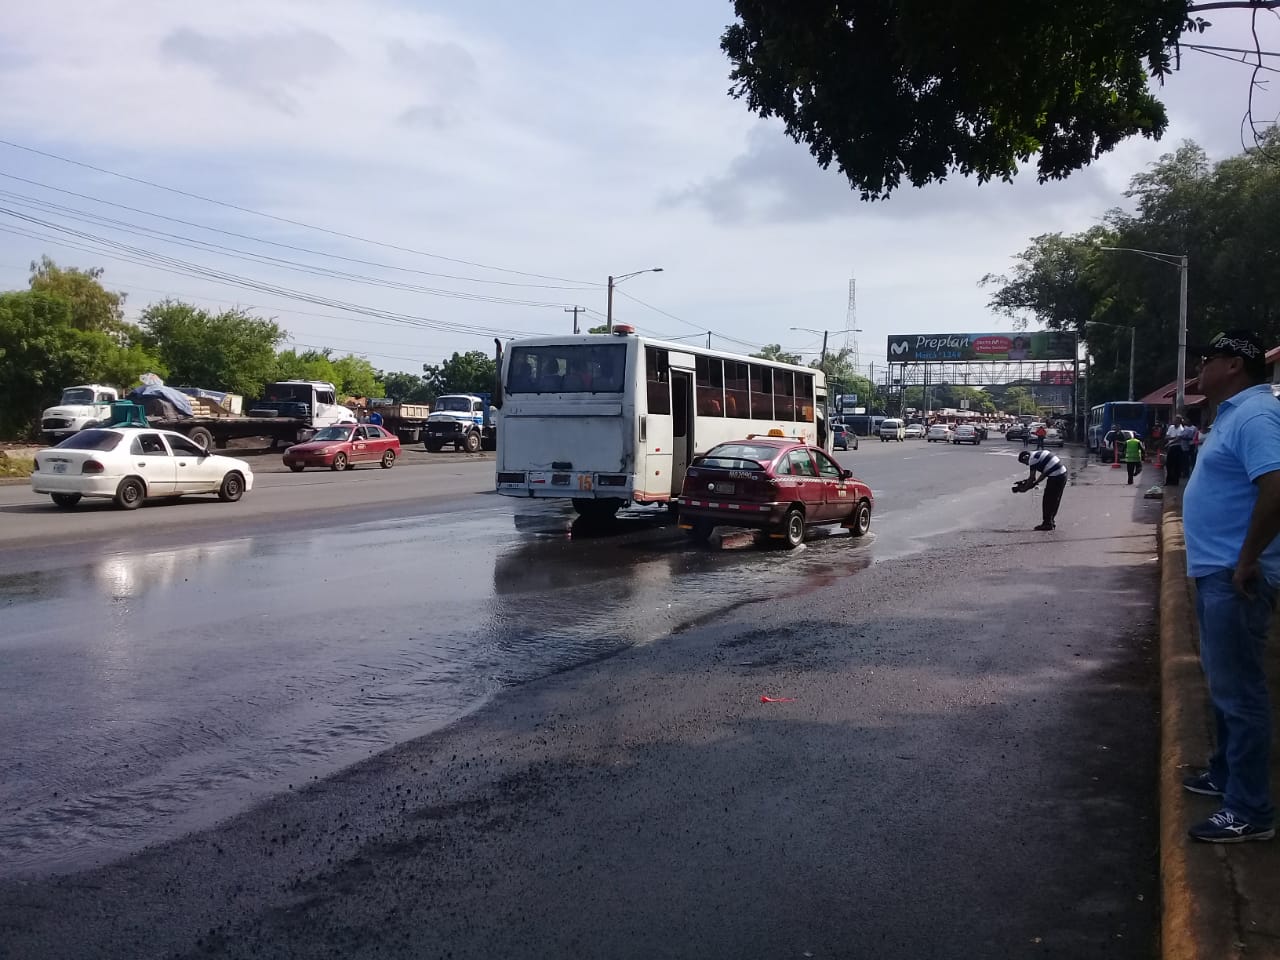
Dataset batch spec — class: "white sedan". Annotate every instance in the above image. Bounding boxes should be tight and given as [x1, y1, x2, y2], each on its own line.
[30, 427, 254, 510]
[904, 423, 925, 439]
[926, 424, 954, 442]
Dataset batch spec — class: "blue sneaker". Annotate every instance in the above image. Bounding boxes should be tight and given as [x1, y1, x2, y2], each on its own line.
[1188, 810, 1275, 843]
[1182, 771, 1223, 797]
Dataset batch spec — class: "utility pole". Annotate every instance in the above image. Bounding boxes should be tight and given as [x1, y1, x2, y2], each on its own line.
[707, 331, 712, 349]
[565, 305, 584, 334]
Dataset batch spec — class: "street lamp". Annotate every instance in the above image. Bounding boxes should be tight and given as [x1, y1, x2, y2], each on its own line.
[1097, 245, 1189, 413]
[1085, 320, 1136, 402]
[606, 267, 663, 333]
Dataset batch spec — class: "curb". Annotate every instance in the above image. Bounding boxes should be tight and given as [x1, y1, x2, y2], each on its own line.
[1158, 489, 1240, 960]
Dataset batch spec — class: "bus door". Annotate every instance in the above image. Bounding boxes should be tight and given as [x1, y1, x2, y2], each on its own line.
[671, 370, 693, 495]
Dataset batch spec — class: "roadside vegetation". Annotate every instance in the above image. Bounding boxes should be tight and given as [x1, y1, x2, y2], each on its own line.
[0, 453, 35, 478]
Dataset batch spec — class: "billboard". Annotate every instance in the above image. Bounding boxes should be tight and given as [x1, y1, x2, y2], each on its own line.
[886, 331, 1076, 363]
[1039, 370, 1075, 385]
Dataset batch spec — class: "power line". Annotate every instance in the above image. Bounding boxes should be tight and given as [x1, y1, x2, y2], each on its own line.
[612, 288, 763, 350]
[0, 137, 596, 285]
[0, 199, 584, 310]
[0, 221, 550, 341]
[0, 172, 599, 292]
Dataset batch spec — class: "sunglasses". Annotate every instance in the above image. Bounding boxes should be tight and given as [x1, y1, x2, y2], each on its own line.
[1198, 353, 1232, 367]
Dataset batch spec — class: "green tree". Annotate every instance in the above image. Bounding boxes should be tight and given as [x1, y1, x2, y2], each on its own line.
[587, 323, 609, 334]
[140, 300, 284, 396]
[751, 343, 801, 364]
[330, 354, 384, 399]
[423, 350, 496, 396]
[720, 1, 1213, 199]
[982, 135, 1280, 402]
[1001, 386, 1038, 415]
[28, 256, 127, 334]
[274, 348, 337, 386]
[0, 291, 163, 438]
[381, 371, 434, 403]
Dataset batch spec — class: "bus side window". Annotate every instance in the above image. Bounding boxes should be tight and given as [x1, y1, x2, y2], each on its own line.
[725, 361, 749, 418]
[750, 364, 772, 420]
[795, 373, 814, 422]
[774, 370, 795, 421]
[646, 347, 671, 414]
[696, 356, 723, 417]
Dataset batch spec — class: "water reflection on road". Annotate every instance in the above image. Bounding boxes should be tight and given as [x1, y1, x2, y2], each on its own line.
[0, 501, 875, 877]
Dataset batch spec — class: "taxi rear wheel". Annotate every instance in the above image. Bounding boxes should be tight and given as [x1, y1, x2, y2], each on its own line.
[849, 500, 872, 538]
[781, 507, 805, 549]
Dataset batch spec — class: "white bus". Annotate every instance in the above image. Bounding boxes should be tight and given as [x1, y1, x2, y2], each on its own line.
[494, 325, 829, 519]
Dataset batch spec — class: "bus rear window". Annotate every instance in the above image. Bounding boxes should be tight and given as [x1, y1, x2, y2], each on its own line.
[507, 344, 626, 394]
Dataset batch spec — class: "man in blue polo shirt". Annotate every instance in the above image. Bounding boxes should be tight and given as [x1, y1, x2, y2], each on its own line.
[1182, 329, 1280, 843]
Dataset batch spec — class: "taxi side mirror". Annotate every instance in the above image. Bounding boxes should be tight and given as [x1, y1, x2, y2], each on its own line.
[840, 469, 853, 480]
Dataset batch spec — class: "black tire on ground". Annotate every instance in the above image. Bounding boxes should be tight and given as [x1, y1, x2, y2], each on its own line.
[573, 497, 621, 520]
[115, 477, 145, 510]
[290, 464, 305, 473]
[51, 493, 81, 509]
[331, 452, 348, 471]
[781, 507, 805, 549]
[218, 471, 245, 502]
[187, 427, 214, 450]
[425, 441, 444, 452]
[462, 431, 481, 453]
[480, 433, 496, 452]
[849, 499, 872, 538]
[686, 519, 714, 544]
[380, 450, 396, 469]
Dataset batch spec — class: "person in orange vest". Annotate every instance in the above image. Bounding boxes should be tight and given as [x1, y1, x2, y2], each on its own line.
[1035, 424, 1047, 449]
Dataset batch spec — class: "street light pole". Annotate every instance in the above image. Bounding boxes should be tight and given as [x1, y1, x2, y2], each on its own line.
[1176, 255, 1188, 414]
[1098, 244, 1188, 414]
[605, 267, 663, 333]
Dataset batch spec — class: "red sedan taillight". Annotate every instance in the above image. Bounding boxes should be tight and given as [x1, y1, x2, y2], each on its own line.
[81, 460, 105, 474]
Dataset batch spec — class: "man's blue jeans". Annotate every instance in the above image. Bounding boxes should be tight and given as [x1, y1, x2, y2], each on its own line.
[1197, 570, 1277, 826]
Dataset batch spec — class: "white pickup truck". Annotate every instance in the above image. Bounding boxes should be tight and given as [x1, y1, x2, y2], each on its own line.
[41, 384, 120, 442]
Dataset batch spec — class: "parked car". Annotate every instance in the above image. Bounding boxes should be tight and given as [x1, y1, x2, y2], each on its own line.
[927, 424, 954, 442]
[831, 422, 859, 451]
[282, 423, 402, 471]
[1042, 427, 1066, 448]
[952, 424, 981, 445]
[30, 427, 253, 510]
[904, 423, 925, 439]
[879, 418, 906, 442]
[676, 436, 874, 549]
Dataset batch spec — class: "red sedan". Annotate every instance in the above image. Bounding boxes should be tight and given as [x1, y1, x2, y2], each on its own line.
[282, 424, 401, 472]
[676, 435, 873, 548]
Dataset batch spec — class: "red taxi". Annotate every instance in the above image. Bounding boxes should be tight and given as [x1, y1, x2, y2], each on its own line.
[282, 424, 401, 472]
[676, 435, 873, 548]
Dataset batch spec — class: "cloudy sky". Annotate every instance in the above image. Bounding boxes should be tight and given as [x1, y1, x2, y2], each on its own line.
[0, 1, 1274, 376]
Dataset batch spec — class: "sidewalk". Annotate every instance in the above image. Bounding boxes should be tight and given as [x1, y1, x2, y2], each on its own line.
[1158, 487, 1280, 959]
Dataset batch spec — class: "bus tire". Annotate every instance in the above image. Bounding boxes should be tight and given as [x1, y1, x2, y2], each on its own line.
[573, 498, 620, 520]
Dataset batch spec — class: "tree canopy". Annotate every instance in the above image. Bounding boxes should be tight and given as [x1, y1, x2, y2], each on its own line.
[721, 0, 1215, 198]
[981, 135, 1280, 403]
[750, 343, 802, 365]
[423, 351, 496, 396]
[140, 301, 285, 397]
[28, 256, 127, 334]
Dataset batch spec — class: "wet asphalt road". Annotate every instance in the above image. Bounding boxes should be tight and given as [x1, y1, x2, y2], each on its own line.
[0, 439, 1162, 959]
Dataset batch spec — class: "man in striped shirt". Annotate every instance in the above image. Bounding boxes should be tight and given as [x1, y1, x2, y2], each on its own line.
[1017, 449, 1069, 531]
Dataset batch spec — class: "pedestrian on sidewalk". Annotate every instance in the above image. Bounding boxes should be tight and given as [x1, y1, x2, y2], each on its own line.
[1165, 414, 1193, 486]
[1182, 329, 1280, 843]
[1016, 449, 1067, 531]
[1123, 433, 1144, 485]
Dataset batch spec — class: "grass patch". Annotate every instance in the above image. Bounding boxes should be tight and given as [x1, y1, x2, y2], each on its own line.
[0, 455, 35, 478]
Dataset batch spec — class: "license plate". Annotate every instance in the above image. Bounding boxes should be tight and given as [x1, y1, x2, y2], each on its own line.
[552, 473, 570, 485]
[710, 481, 735, 494]
[53, 463, 67, 474]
